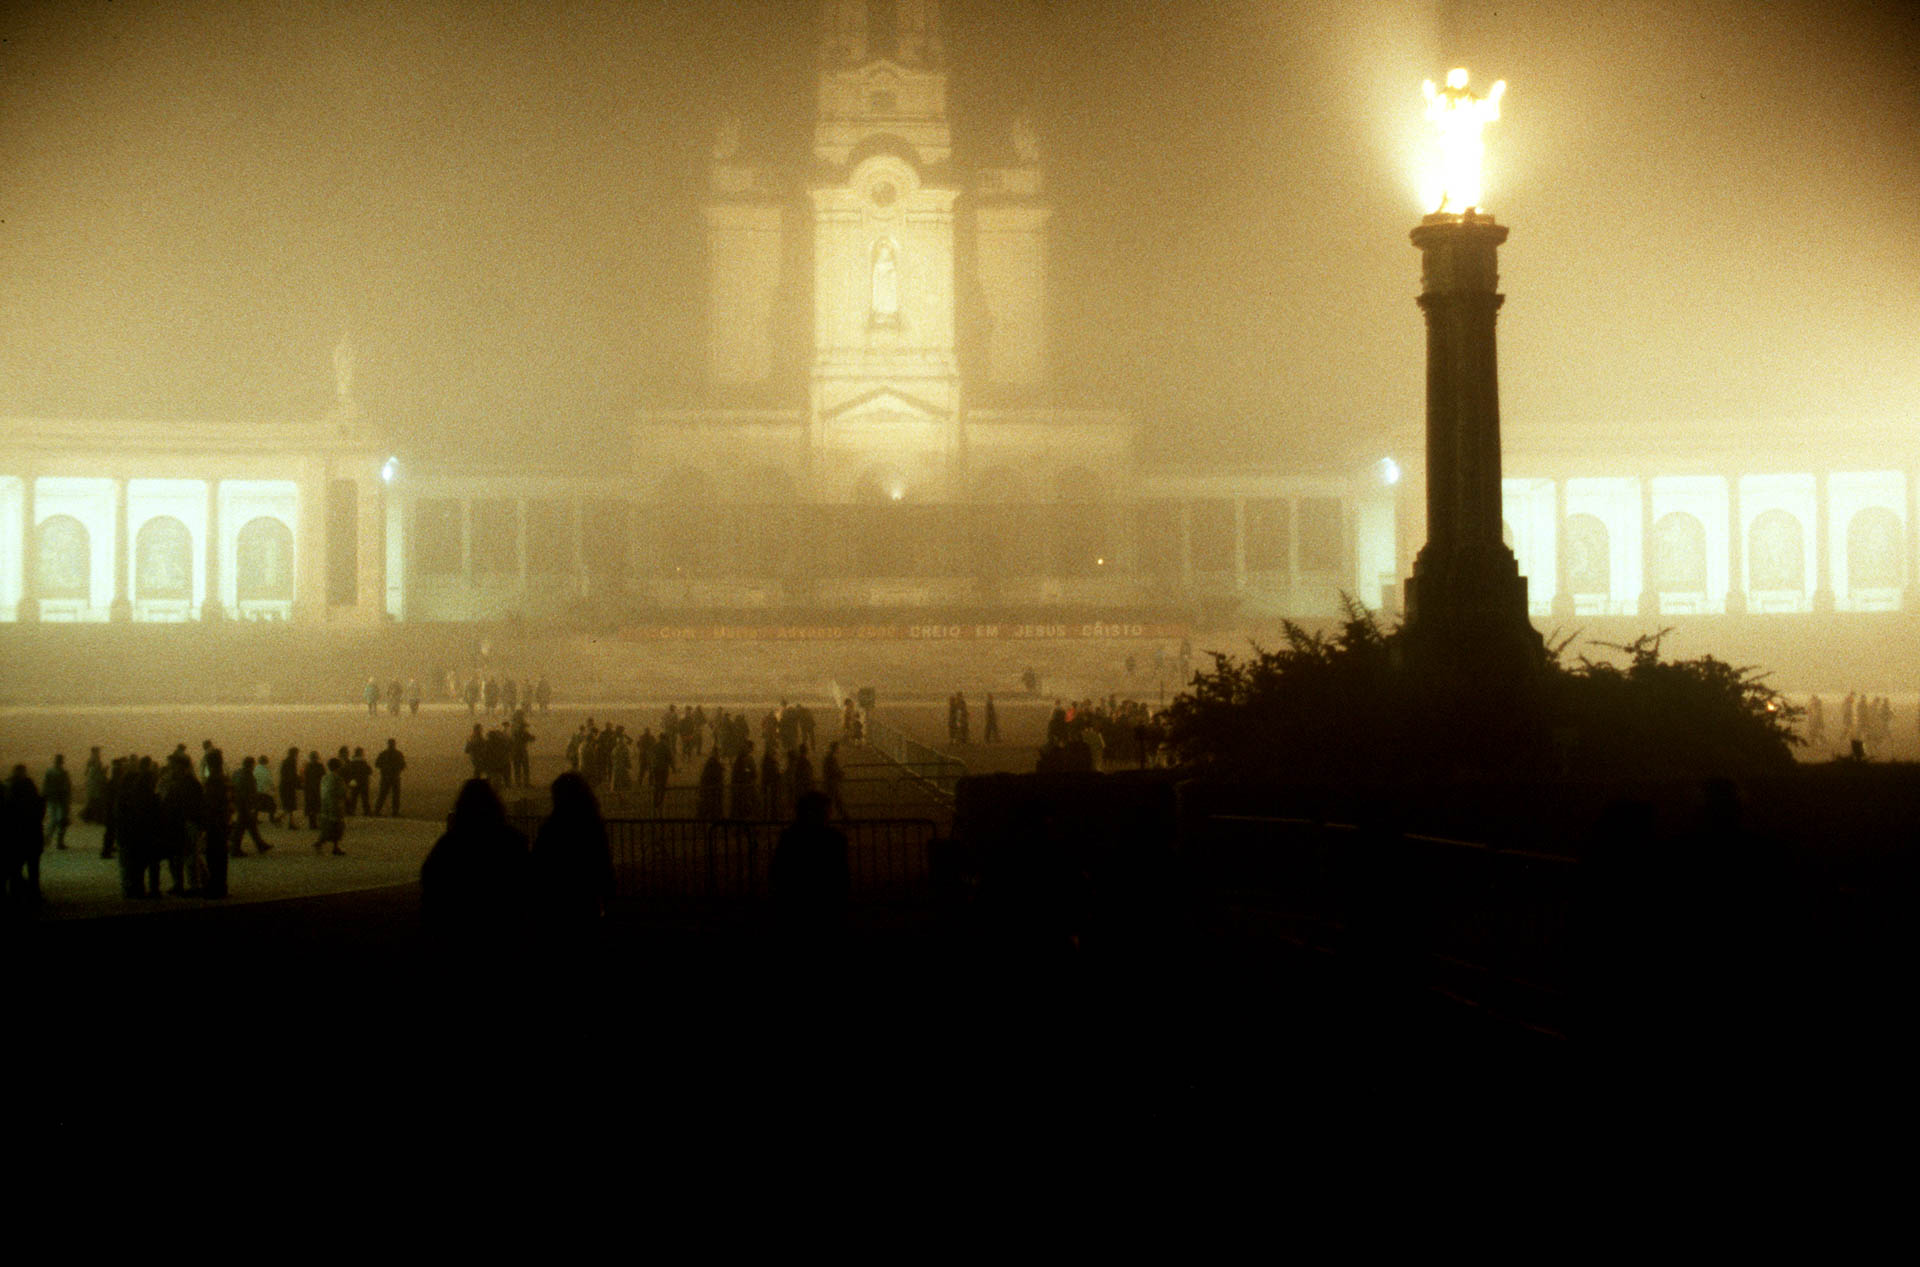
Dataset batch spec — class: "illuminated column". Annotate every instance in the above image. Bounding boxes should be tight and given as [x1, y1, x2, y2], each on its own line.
[202, 479, 224, 620]
[357, 474, 385, 623]
[15, 472, 36, 622]
[294, 463, 328, 623]
[1637, 476, 1657, 617]
[1725, 474, 1746, 615]
[1813, 471, 1835, 612]
[1550, 477, 1573, 620]
[109, 478, 131, 622]
[1905, 468, 1918, 612]
[1401, 211, 1538, 658]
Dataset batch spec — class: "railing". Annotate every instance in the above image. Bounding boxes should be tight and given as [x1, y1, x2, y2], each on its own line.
[1192, 815, 1578, 1036]
[510, 814, 939, 903]
[865, 718, 967, 801]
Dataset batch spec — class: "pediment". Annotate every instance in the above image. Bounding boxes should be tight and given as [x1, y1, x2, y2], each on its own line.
[819, 385, 947, 424]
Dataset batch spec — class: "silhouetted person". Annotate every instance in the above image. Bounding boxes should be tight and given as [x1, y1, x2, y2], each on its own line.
[160, 753, 206, 894]
[301, 751, 324, 831]
[279, 747, 301, 828]
[315, 758, 347, 855]
[697, 749, 726, 821]
[41, 753, 72, 851]
[118, 759, 159, 899]
[759, 744, 782, 820]
[201, 749, 231, 899]
[531, 772, 615, 940]
[374, 739, 406, 816]
[731, 742, 758, 819]
[421, 778, 531, 949]
[82, 747, 107, 825]
[822, 741, 848, 820]
[771, 791, 849, 943]
[347, 747, 373, 815]
[5, 763, 46, 906]
[231, 756, 269, 856]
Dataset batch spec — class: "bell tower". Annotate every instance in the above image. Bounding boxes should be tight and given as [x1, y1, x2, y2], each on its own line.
[808, 0, 962, 500]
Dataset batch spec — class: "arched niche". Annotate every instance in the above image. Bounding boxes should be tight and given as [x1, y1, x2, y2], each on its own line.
[135, 516, 193, 601]
[236, 516, 295, 603]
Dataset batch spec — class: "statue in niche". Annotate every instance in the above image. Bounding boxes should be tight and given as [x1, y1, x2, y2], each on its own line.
[136, 517, 191, 601]
[871, 239, 900, 325]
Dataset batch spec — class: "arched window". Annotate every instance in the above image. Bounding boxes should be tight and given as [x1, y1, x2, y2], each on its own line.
[135, 516, 192, 601]
[1562, 514, 1609, 595]
[1649, 511, 1707, 592]
[1749, 509, 1805, 592]
[37, 515, 90, 601]
[236, 516, 294, 602]
[1846, 507, 1903, 592]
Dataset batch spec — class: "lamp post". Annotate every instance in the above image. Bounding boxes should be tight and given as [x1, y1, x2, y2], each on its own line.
[1401, 70, 1542, 670]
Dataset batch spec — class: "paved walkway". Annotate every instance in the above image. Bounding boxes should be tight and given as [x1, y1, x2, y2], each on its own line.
[20, 817, 440, 921]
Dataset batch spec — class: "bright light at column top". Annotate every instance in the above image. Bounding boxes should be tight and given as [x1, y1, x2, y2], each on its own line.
[1421, 68, 1506, 215]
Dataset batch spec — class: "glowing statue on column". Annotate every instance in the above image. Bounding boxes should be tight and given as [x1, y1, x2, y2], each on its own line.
[1423, 68, 1505, 214]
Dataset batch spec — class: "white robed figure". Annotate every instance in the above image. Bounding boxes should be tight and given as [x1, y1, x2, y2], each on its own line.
[871, 239, 900, 324]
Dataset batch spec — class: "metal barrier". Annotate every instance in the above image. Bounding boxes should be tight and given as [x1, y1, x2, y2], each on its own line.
[865, 718, 966, 801]
[511, 814, 939, 903]
[1194, 815, 1577, 1034]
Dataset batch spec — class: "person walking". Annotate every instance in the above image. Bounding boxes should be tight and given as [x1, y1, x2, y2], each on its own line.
[373, 739, 407, 817]
[279, 747, 302, 828]
[200, 749, 231, 899]
[759, 743, 782, 820]
[6, 763, 47, 906]
[347, 747, 374, 816]
[697, 749, 726, 822]
[254, 754, 277, 825]
[231, 756, 270, 856]
[302, 751, 324, 833]
[822, 741, 848, 820]
[315, 758, 347, 856]
[41, 753, 72, 852]
[731, 741, 758, 819]
[983, 693, 1000, 744]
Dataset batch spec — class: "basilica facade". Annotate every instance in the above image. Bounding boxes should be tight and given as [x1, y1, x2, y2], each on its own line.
[1, 1, 1909, 637]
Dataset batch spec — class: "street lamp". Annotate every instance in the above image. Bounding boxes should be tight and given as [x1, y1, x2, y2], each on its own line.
[1402, 69, 1541, 667]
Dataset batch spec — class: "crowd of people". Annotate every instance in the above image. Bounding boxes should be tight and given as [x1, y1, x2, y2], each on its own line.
[1037, 696, 1170, 773]
[357, 672, 555, 718]
[454, 698, 854, 821]
[448, 672, 553, 718]
[1803, 691, 1906, 757]
[2, 736, 413, 909]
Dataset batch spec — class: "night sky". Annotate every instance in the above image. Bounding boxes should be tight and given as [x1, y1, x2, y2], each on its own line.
[2, 0, 1915, 462]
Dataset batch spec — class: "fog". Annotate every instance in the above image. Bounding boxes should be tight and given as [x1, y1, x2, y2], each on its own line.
[2, 0, 1916, 461]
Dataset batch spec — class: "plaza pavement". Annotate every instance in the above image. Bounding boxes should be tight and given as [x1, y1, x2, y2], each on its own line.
[22, 816, 440, 921]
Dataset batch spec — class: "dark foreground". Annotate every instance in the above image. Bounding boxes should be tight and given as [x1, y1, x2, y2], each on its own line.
[11, 880, 1570, 1138]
